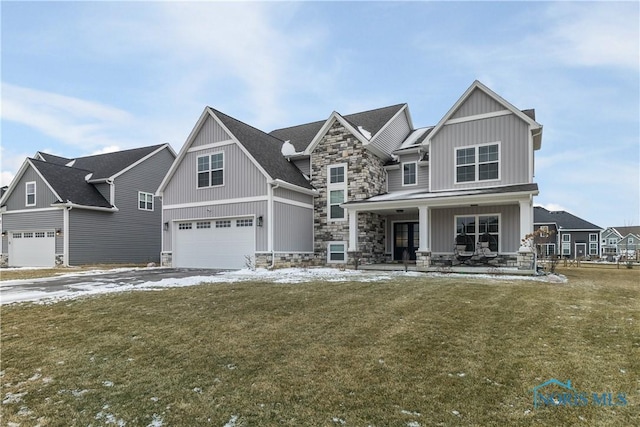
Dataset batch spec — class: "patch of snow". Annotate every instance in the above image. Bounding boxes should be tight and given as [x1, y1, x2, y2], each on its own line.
[281, 140, 299, 156]
[401, 409, 421, 416]
[451, 410, 461, 416]
[406, 422, 421, 427]
[71, 389, 90, 397]
[358, 126, 372, 140]
[102, 380, 114, 387]
[2, 391, 27, 404]
[147, 414, 164, 427]
[332, 417, 346, 425]
[192, 387, 202, 393]
[223, 415, 239, 427]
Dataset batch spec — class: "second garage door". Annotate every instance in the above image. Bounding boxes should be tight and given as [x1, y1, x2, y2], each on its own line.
[174, 218, 255, 269]
[9, 231, 56, 267]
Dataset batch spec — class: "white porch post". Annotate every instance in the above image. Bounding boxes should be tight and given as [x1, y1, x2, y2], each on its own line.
[519, 198, 533, 240]
[348, 209, 358, 252]
[418, 205, 430, 252]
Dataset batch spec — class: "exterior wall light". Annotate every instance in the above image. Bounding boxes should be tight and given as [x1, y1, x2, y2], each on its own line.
[257, 216, 264, 227]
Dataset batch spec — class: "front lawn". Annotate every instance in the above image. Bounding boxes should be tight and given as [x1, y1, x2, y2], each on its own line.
[1, 267, 638, 426]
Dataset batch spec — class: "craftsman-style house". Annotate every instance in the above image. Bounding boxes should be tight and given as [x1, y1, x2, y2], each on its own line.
[0, 145, 175, 267]
[157, 81, 543, 270]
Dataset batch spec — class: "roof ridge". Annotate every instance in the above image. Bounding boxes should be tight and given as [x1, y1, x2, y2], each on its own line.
[29, 157, 94, 173]
[209, 107, 285, 144]
[72, 143, 165, 161]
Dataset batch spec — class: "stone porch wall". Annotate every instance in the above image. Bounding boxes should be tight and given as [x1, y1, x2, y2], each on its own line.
[255, 253, 321, 269]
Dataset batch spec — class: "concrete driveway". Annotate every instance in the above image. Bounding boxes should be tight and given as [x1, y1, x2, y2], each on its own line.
[0, 268, 225, 305]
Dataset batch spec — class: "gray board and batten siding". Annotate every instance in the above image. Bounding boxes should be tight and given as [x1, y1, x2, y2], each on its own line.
[191, 113, 232, 148]
[68, 148, 175, 264]
[450, 88, 506, 119]
[429, 113, 531, 191]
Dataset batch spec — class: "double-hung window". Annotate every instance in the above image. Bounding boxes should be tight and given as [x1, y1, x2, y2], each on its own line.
[561, 234, 571, 256]
[455, 143, 499, 183]
[197, 152, 224, 188]
[402, 162, 417, 186]
[328, 164, 347, 221]
[26, 181, 36, 206]
[138, 191, 154, 211]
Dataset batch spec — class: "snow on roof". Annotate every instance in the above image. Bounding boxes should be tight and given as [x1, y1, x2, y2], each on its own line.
[398, 127, 432, 150]
[357, 126, 372, 140]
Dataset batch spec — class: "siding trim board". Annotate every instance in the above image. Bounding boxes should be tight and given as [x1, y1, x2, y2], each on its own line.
[163, 196, 270, 210]
[187, 140, 235, 153]
[445, 110, 511, 125]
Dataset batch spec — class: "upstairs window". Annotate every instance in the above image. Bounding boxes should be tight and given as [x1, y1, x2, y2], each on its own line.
[455, 143, 499, 183]
[402, 162, 417, 186]
[138, 191, 154, 211]
[589, 234, 598, 242]
[26, 181, 36, 206]
[197, 152, 224, 188]
[328, 164, 347, 221]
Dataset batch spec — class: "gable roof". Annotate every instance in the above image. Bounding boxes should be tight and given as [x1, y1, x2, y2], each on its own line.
[1, 144, 172, 209]
[29, 159, 112, 208]
[209, 108, 314, 190]
[426, 80, 543, 150]
[610, 226, 640, 238]
[534, 206, 602, 230]
[269, 104, 406, 154]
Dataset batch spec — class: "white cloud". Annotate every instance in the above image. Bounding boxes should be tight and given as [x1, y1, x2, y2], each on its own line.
[1, 83, 135, 150]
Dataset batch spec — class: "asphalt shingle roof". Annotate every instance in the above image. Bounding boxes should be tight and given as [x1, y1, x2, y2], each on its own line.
[269, 104, 406, 153]
[30, 159, 112, 208]
[534, 206, 602, 230]
[210, 108, 314, 190]
[70, 144, 165, 180]
[36, 152, 72, 166]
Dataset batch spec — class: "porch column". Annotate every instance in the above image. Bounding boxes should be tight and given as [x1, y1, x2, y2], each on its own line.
[519, 198, 533, 240]
[348, 209, 358, 252]
[418, 205, 430, 252]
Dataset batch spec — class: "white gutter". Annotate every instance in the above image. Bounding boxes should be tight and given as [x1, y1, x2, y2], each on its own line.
[63, 206, 71, 266]
[56, 202, 119, 212]
[268, 182, 281, 268]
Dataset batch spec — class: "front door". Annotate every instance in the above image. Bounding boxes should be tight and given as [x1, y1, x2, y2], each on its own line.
[575, 243, 587, 258]
[394, 222, 419, 261]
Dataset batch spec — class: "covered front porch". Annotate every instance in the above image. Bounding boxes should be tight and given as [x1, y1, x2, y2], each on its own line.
[342, 185, 538, 272]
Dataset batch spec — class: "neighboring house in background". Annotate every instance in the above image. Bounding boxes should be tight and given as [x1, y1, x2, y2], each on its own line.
[533, 206, 603, 259]
[157, 80, 543, 270]
[601, 226, 640, 260]
[0, 145, 176, 267]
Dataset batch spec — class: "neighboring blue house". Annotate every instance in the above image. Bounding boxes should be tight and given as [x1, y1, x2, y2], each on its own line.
[0, 144, 176, 267]
[534, 206, 603, 259]
[157, 81, 544, 270]
[601, 226, 640, 260]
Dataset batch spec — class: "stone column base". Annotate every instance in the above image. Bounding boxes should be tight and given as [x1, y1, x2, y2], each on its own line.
[161, 252, 173, 267]
[517, 251, 535, 270]
[416, 251, 432, 268]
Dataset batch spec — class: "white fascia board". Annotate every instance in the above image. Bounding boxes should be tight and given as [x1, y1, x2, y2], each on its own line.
[426, 80, 542, 145]
[1, 206, 62, 214]
[56, 202, 119, 212]
[304, 112, 369, 155]
[1, 159, 64, 206]
[270, 179, 318, 196]
[343, 190, 538, 211]
[157, 107, 212, 195]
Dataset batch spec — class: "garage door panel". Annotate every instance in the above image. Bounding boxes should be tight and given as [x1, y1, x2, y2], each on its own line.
[174, 218, 255, 269]
[9, 231, 56, 267]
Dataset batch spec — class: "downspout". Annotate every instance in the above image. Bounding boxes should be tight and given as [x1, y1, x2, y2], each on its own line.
[269, 182, 281, 269]
[63, 206, 72, 266]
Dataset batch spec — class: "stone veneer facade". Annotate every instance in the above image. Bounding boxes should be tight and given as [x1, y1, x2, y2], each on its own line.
[310, 121, 387, 266]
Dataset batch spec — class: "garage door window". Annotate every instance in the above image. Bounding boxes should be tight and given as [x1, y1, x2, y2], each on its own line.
[13, 233, 22, 238]
[236, 219, 253, 227]
[196, 221, 211, 229]
[178, 223, 192, 230]
[216, 220, 231, 228]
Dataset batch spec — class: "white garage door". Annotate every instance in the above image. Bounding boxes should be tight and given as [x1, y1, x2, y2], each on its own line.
[9, 231, 56, 267]
[174, 218, 255, 269]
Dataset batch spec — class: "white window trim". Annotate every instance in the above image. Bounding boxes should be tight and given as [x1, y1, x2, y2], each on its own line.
[454, 142, 501, 184]
[589, 233, 598, 242]
[562, 234, 571, 242]
[138, 191, 154, 211]
[402, 161, 418, 186]
[327, 163, 347, 222]
[196, 152, 225, 189]
[561, 242, 571, 255]
[589, 243, 598, 255]
[454, 213, 501, 253]
[327, 241, 347, 264]
[26, 181, 36, 207]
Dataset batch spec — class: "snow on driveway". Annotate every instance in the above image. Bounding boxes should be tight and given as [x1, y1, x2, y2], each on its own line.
[0, 267, 566, 305]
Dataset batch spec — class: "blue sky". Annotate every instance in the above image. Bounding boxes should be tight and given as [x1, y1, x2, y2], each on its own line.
[1, 1, 638, 228]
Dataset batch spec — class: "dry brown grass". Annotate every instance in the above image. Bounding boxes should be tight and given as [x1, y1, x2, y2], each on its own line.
[1, 266, 638, 426]
[0, 264, 144, 281]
